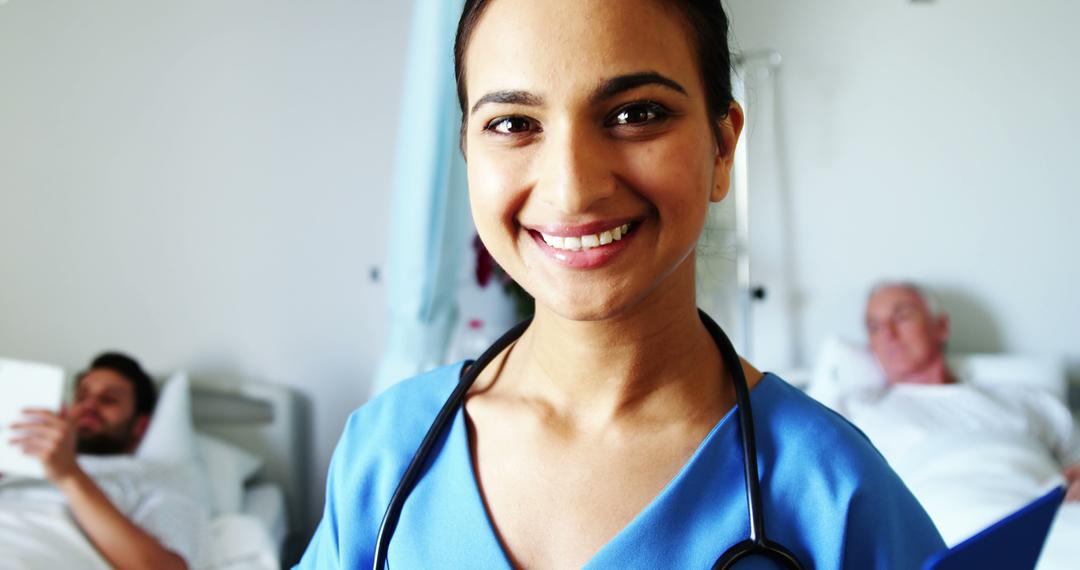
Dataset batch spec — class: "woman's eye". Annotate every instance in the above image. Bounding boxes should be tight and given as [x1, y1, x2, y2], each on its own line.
[485, 116, 535, 135]
[607, 102, 669, 127]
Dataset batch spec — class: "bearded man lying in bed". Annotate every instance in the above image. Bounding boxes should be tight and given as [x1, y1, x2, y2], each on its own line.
[2, 352, 198, 569]
[816, 281, 1080, 566]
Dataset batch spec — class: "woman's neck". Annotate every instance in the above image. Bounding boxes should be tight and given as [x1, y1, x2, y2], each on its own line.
[486, 284, 732, 429]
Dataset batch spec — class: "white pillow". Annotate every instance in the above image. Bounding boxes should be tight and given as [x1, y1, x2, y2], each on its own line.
[949, 354, 1067, 402]
[805, 336, 887, 409]
[807, 336, 1069, 404]
[195, 434, 263, 515]
[136, 371, 197, 464]
[127, 371, 215, 506]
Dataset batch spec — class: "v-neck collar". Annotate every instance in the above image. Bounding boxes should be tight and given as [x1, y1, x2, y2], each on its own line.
[452, 372, 778, 567]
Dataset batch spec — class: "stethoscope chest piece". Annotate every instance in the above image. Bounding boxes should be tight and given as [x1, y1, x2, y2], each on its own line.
[713, 538, 802, 569]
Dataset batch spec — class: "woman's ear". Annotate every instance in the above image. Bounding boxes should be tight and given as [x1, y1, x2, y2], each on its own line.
[710, 101, 745, 203]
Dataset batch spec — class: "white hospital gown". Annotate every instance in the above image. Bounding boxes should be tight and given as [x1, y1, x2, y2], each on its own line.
[837, 381, 1080, 470]
[0, 455, 209, 568]
[828, 380, 1080, 568]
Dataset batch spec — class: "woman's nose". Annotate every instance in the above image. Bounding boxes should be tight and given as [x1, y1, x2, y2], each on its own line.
[535, 124, 615, 213]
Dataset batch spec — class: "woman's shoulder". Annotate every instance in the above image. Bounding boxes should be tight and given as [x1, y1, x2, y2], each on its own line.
[754, 374, 946, 565]
[301, 362, 469, 568]
[336, 361, 466, 456]
[324, 362, 467, 493]
[757, 373, 893, 469]
[755, 373, 937, 506]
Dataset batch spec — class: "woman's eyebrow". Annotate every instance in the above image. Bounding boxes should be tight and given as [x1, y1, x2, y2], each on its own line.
[592, 71, 687, 101]
[470, 90, 544, 116]
[468, 71, 686, 116]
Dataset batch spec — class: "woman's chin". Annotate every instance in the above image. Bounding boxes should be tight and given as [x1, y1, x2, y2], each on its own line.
[532, 287, 644, 323]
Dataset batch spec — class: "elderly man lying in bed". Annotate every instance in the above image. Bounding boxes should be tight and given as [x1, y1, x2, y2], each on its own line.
[2, 353, 201, 569]
[812, 281, 1080, 564]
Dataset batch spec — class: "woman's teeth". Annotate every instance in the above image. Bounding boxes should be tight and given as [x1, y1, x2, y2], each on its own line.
[540, 224, 631, 251]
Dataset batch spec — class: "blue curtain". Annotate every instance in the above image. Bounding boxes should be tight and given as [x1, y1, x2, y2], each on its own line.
[372, 0, 469, 395]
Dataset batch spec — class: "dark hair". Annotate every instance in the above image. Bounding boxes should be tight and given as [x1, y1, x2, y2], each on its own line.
[78, 352, 157, 417]
[453, 0, 734, 141]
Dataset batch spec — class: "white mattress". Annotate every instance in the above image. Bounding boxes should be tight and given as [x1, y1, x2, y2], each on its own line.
[203, 514, 279, 570]
[242, 482, 288, 551]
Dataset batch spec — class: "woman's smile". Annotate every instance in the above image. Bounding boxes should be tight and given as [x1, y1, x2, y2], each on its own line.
[522, 218, 643, 269]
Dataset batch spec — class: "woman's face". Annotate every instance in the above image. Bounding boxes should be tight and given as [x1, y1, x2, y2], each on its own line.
[464, 0, 741, 321]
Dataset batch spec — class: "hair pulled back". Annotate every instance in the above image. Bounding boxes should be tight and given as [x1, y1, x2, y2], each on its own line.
[453, 0, 735, 137]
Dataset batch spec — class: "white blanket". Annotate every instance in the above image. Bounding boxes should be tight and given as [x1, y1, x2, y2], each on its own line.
[0, 456, 278, 570]
[0, 499, 111, 570]
[0, 500, 279, 570]
[834, 382, 1080, 569]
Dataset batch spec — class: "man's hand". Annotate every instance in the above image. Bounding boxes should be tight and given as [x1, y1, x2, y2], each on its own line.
[1064, 464, 1080, 502]
[10, 407, 186, 569]
[9, 407, 81, 483]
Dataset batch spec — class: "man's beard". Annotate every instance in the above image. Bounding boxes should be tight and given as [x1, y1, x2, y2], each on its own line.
[76, 418, 137, 455]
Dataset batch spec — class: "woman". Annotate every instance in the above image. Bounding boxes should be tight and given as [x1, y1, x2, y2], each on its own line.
[298, 0, 945, 567]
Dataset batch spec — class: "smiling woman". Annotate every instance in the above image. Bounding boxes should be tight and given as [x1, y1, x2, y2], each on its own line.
[297, 1, 946, 568]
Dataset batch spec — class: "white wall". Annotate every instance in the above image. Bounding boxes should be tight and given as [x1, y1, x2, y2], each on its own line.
[725, 0, 1080, 386]
[0, 0, 412, 532]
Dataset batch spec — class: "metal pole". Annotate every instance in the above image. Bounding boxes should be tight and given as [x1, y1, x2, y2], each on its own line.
[731, 50, 782, 358]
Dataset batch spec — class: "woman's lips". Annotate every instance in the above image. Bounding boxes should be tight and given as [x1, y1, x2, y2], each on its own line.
[526, 218, 639, 238]
[525, 221, 640, 269]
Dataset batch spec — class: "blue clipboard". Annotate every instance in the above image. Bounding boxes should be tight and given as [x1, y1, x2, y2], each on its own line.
[923, 485, 1065, 569]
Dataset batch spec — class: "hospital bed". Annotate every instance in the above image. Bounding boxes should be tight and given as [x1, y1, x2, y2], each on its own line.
[0, 370, 308, 570]
[192, 376, 310, 568]
[793, 338, 1078, 570]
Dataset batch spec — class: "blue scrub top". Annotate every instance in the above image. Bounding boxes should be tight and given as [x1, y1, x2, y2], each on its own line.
[297, 362, 944, 569]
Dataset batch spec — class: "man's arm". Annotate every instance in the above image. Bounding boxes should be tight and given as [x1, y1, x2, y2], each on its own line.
[1064, 464, 1080, 502]
[10, 409, 187, 570]
[1063, 423, 1080, 502]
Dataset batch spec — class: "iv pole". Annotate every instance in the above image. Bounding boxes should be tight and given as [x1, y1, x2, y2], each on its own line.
[731, 49, 782, 359]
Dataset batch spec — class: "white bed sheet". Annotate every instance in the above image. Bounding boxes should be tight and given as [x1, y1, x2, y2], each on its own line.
[0, 499, 110, 570]
[0, 501, 280, 570]
[242, 481, 288, 552]
[0, 468, 283, 570]
[833, 382, 1080, 569]
[201, 513, 280, 570]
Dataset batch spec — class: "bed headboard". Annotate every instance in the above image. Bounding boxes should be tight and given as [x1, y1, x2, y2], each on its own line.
[189, 378, 309, 539]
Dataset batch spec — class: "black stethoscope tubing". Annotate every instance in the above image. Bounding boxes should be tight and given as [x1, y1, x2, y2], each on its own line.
[374, 310, 802, 569]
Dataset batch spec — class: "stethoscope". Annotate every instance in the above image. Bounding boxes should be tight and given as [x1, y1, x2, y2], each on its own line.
[374, 309, 803, 569]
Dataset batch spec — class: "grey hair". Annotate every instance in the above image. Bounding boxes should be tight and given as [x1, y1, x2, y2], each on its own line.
[867, 280, 945, 317]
